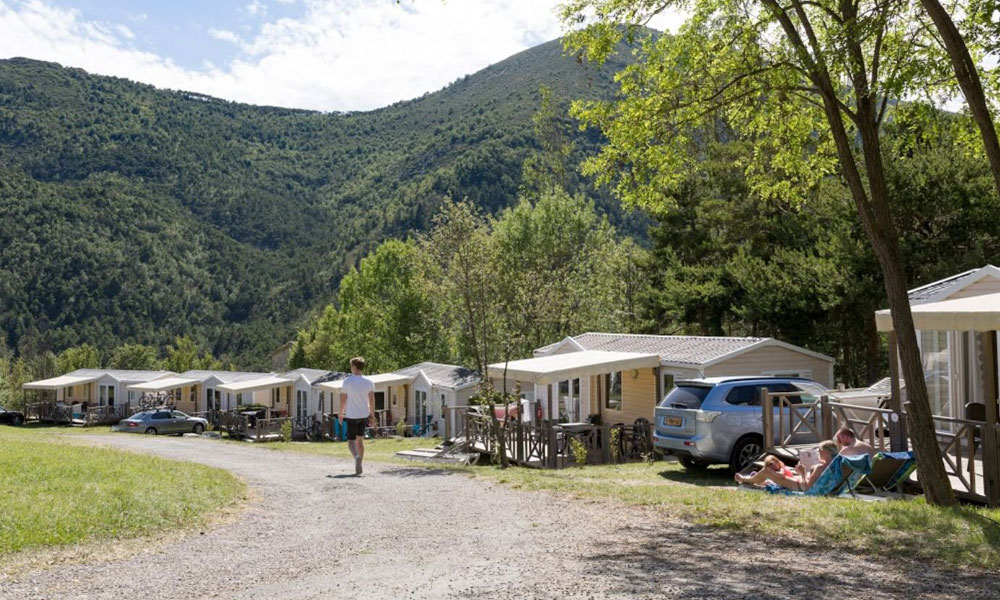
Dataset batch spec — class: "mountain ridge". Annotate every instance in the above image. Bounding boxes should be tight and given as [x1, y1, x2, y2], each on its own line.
[0, 36, 640, 367]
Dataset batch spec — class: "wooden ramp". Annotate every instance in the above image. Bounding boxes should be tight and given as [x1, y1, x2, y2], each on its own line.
[395, 440, 479, 465]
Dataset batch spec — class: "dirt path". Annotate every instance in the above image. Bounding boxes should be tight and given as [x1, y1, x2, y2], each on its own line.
[1, 435, 995, 599]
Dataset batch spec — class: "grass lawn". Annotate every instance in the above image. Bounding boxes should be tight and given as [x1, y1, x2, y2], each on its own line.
[271, 436, 1000, 571]
[0, 425, 247, 556]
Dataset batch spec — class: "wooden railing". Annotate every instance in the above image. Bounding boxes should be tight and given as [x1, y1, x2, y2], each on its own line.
[762, 388, 1000, 507]
[24, 402, 73, 423]
[461, 411, 651, 469]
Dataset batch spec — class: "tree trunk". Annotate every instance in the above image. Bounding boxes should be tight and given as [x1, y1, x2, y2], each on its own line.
[851, 98, 958, 506]
[919, 0, 1000, 200]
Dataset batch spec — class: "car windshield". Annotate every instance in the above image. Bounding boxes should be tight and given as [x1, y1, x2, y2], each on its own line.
[659, 385, 712, 409]
[792, 381, 828, 403]
[172, 411, 188, 419]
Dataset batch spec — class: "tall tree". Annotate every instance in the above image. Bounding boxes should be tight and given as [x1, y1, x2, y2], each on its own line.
[164, 336, 220, 373]
[55, 344, 100, 373]
[108, 344, 161, 370]
[561, 0, 957, 504]
[917, 0, 1000, 199]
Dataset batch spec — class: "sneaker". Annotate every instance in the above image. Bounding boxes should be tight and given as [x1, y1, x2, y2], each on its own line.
[355, 455, 363, 476]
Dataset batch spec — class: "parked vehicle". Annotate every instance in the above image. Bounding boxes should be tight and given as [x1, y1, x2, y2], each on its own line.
[0, 405, 24, 426]
[115, 410, 208, 435]
[651, 376, 829, 472]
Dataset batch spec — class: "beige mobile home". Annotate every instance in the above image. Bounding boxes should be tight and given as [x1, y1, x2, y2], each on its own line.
[489, 333, 835, 425]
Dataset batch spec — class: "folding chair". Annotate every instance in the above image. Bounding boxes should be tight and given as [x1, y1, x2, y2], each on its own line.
[851, 451, 916, 498]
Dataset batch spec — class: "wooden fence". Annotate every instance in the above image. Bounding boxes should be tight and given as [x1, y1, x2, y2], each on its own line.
[24, 401, 127, 425]
[760, 388, 1000, 507]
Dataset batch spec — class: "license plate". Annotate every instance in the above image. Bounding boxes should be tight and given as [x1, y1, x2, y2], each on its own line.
[665, 416, 682, 427]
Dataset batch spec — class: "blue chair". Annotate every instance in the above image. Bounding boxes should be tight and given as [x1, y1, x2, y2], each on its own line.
[766, 454, 872, 497]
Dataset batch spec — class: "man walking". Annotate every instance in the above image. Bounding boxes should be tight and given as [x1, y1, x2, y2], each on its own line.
[340, 356, 375, 475]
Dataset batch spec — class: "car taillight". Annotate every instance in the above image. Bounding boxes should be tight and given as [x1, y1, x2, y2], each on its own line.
[128, 422, 138, 427]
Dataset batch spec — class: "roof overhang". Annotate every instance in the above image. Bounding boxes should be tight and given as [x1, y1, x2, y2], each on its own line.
[876, 292, 1000, 332]
[127, 377, 201, 392]
[488, 350, 661, 385]
[217, 376, 292, 393]
[23, 374, 100, 390]
[317, 373, 413, 391]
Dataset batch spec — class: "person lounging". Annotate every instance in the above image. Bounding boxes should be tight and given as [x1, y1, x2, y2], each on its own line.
[835, 427, 875, 457]
[734, 440, 838, 491]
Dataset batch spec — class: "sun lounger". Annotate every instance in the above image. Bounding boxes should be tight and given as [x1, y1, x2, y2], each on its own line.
[851, 451, 915, 498]
[759, 454, 872, 497]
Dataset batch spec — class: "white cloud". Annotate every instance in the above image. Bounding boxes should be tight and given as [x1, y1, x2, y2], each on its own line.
[0, 0, 675, 112]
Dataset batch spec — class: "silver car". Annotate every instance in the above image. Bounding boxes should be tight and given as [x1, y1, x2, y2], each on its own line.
[116, 410, 208, 435]
[652, 376, 828, 472]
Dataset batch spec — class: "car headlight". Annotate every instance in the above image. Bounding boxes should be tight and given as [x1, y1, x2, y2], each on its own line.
[696, 411, 723, 423]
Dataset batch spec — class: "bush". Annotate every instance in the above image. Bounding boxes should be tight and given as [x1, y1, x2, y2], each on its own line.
[280, 419, 292, 443]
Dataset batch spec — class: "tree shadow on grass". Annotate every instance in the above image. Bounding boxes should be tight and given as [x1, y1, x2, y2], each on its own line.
[658, 466, 737, 488]
[580, 521, 996, 599]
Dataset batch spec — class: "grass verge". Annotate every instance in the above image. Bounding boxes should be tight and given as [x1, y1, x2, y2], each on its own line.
[269, 437, 1000, 571]
[0, 425, 247, 557]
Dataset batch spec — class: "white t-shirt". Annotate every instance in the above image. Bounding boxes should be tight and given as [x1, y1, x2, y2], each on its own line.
[341, 375, 374, 419]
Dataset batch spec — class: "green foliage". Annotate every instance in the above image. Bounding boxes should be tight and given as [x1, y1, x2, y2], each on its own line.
[295, 191, 646, 372]
[280, 419, 293, 443]
[55, 344, 99, 373]
[164, 336, 221, 373]
[568, 436, 588, 466]
[0, 41, 640, 366]
[108, 344, 161, 370]
[301, 240, 448, 373]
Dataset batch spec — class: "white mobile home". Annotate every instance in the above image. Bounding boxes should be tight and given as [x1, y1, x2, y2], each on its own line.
[393, 362, 480, 436]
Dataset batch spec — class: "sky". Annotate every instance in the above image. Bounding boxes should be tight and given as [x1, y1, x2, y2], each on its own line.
[0, 0, 681, 112]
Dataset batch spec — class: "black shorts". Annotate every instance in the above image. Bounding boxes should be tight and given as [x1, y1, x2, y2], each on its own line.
[345, 418, 368, 441]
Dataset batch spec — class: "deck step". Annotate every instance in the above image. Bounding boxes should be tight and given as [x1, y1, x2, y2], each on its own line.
[395, 449, 478, 465]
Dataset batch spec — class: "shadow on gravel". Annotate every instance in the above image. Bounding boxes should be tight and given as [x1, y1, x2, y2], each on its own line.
[381, 467, 456, 478]
[580, 523, 992, 599]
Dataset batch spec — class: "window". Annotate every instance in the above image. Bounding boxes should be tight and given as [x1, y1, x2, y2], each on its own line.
[318, 391, 325, 415]
[659, 385, 712, 409]
[236, 393, 243, 406]
[189, 387, 196, 405]
[605, 372, 622, 410]
[107, 385, 115, 407]
[374, 391, 386, 412]
[64, 386, 73, 399]
[296, 390, 308, 419]
[272, 387, 280, 406]
[724, 385, 763, 406]
[661, 373, 675, 399]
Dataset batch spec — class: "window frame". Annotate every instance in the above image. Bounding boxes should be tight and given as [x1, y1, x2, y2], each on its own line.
[605, 371, 622, 411]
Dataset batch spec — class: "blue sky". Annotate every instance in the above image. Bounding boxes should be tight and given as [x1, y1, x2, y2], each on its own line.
[0, 1, 681, 111]
[39, 0, 307, 71]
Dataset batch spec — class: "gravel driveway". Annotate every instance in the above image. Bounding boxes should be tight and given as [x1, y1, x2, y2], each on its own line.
[1, 435, 996, 599]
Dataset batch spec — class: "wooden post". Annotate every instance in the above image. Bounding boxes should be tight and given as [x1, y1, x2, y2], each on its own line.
[821, 395, 833, 440]
[760, 387, 773, 450]
[982, 331, 999, 507]
[601, 421, 611, 464]
[547, 383, 554, 425]
[887, 331, 907, 451]
[547, 424, 558, 469]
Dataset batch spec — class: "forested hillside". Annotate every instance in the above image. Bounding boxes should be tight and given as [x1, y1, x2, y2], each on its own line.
[0, 39, 637, 365]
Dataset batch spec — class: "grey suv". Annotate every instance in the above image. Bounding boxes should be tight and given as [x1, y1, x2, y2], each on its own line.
[652, 376, 828, 472]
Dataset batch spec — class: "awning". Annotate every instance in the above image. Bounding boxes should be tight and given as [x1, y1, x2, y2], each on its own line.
[487, 350, 661, 385]
[127, 377, 200, 392]
[316, 373, 412, 391]
[23, 374, 100, 390]
[876, 292, 1000, 332]
[217, 376, 292, 393]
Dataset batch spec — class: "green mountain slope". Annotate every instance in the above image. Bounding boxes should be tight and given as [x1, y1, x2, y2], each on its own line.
[0, 38, 636, 366]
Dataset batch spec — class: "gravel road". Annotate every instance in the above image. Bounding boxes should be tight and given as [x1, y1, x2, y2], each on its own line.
[1, 434, 996, 599]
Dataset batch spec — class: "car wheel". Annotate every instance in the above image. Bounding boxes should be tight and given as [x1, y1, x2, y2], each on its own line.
[729, 435, 763, 472]
[679, 456, 710, 472]
[145, 427, 157, 435]
[11, 415, 23, 426]
[193, 423, 204, 435]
